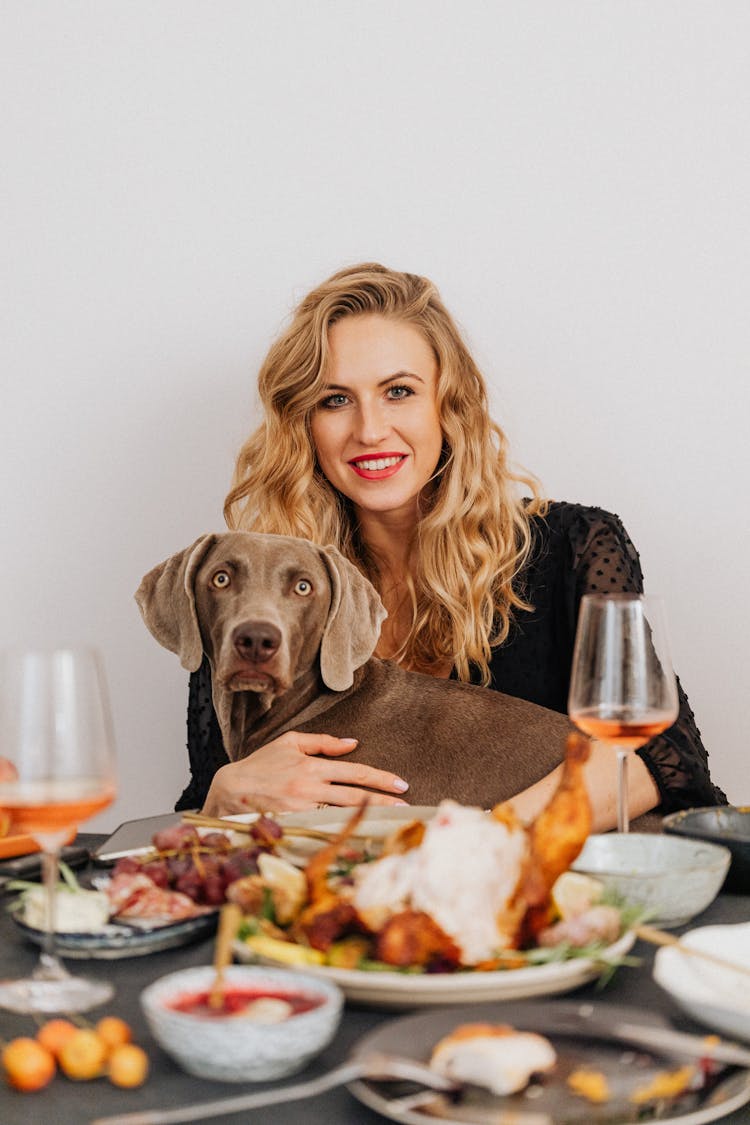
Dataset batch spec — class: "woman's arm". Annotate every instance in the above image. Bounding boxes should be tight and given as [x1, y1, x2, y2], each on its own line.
[506, 742, 660, 831]
[566, 506, 727, 812]
[503, 503, 725, 826]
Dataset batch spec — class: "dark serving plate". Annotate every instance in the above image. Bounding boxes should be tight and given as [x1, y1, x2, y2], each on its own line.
[663, 806, 750, 894]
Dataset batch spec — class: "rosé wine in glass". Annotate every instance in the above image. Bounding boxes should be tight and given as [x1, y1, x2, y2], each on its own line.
[0, 648, 117, 1012]
[568, 595, 678, 832]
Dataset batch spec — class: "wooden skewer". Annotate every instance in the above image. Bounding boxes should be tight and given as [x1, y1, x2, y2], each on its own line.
[208, 902, 243, 1009]
[635, 924, 750, 978]
[181, 810, 373, 844]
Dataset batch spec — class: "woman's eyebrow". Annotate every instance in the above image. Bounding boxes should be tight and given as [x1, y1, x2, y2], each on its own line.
[322, 371, 424, 390]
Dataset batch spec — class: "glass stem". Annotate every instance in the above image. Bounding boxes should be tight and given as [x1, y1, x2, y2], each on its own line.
[616, 749, 629, 833]
[35, 846, 70, 982]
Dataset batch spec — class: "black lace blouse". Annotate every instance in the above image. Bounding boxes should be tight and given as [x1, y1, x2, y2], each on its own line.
[178, 501, 727, 813]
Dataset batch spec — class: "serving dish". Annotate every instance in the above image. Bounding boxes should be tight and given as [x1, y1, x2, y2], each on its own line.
[572, 833, 730, 928]
[0, 826, 76, 861]
[234, 928, 636, 1009]
[663, 806, 750, 893]
[653, 921, 750, 1045]
[11, 909, 218, 959]
[348, 999, 750, 1124]
[226, 804, 440, 864]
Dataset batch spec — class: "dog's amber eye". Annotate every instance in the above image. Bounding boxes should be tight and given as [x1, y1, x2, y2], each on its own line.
[293, 578, 313, 597]
[211, 570, 231, 589]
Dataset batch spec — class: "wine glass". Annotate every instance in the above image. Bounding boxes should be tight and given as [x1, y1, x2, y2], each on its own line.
[0, 648, 117, 1012]
[568, 594, 678, 833]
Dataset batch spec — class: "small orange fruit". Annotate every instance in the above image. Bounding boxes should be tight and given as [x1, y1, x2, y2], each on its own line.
[95, 1016, 132, 1053]
[107, 1043, 149, 1088]
[58, 1028, 107, 1080]
[2, 1037, 56, 1091]
[36, 1017, 79, 1059]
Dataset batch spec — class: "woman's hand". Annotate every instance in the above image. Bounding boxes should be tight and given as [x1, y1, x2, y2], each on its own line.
[201, 732, 410, 817]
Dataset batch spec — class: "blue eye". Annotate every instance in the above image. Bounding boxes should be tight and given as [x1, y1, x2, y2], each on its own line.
[386, 384, 414, 400]
[320, 393, 349, 409]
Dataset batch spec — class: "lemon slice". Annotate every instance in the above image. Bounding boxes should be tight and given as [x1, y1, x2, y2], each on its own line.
[243, 934, 325, 967]
[257, 852, 307, 924]
[551, 871, 604, 920]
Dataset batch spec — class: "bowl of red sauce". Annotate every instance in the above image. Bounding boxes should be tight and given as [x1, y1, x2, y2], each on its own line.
[140, 965, 343, 1082]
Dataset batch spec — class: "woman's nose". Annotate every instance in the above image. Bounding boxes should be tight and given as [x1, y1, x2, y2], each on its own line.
[353, 400, 390, 445]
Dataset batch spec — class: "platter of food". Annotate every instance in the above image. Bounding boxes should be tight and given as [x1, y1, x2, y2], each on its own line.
[11, 911, 218, 960]
[234, 929, 637, 1007]
[7, 820, 258, 959]
[230, 765, 642, 1008]
[225, 805, 440, 865]
[347, 999, 750, 1124]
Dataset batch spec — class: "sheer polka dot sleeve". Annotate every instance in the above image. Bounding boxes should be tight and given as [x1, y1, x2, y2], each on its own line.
[177, 656, 229, 811]
[564, 506, 727, 811]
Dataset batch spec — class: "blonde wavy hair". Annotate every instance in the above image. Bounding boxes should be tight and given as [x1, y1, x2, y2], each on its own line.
[225, 263, 547, 684]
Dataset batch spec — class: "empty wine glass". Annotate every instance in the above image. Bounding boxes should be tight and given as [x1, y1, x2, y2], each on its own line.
[0, 647, 117, 1012]
[568, 594, 679, 833]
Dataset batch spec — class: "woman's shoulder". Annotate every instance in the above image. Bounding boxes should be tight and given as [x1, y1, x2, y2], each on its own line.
[532, 499, 628, 538]
[527, 499, 643, 591]
[530, 499, 638, 552]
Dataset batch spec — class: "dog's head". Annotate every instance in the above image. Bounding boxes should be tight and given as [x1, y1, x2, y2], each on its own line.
[134, 531, 387, 698]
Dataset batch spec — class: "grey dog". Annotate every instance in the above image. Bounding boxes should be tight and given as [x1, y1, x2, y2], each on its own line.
[136, 531, 575, 809]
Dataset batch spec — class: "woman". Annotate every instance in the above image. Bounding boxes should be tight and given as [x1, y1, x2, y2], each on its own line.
[181, 263, 726, 827]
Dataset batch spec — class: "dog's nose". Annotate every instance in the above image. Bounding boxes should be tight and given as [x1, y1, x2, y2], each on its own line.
[232, 622, 282, 664]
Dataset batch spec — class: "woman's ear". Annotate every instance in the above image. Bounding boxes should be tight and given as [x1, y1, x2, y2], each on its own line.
[134, 534, 217, 671]
[316, 544, 387, 691]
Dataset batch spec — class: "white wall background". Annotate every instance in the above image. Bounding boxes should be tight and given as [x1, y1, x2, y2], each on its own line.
[2, 1, 748, 831]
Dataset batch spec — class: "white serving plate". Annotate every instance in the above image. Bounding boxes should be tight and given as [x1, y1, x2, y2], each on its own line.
[234, 929, 636, 1009]
[653, 922, 750, 1044]
[226, 804, 439, 864]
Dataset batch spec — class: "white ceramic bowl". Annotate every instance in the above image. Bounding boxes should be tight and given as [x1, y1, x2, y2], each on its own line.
[653, 922, 750, 1043]
[571, 832, 731, 928]
[140, 965, 343, 1082]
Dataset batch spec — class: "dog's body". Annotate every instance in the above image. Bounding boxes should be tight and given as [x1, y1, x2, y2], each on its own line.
[136, 531, 578, 809]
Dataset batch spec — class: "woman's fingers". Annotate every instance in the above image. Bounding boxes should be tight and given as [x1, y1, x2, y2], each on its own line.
[320, 757, 409, 797]
[295, 733, 360, 757]
[201, 730, 410, 815]
[309, 785, 410, 808]
[286, 732, 409, 796]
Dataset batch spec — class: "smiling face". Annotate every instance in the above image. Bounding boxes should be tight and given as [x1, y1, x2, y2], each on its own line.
[309, 315, 444, 527]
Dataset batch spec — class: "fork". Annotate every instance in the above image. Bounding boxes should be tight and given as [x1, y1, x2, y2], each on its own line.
[89, 1051, 459, 1125]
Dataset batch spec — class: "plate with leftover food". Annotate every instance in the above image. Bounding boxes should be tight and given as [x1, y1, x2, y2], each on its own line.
[348, 1000, 750, 1124]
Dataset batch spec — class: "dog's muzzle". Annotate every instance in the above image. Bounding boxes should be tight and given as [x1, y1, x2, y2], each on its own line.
[224, 620, 287, 695]
[231, 621, 282, 664]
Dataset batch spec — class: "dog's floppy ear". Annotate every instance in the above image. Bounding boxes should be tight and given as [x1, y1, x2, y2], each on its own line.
[315, 544, 387, 691]
[134, 534, 218, 672]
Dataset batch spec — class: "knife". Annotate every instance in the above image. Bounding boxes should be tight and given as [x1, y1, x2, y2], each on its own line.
[550, 1007, 750, 1069]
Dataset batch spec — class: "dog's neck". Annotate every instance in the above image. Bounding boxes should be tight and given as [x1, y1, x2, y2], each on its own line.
[211, 664, 365, 762]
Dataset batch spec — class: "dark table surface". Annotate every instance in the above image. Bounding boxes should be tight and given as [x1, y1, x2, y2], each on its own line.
[1, 836, 749, 1125]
